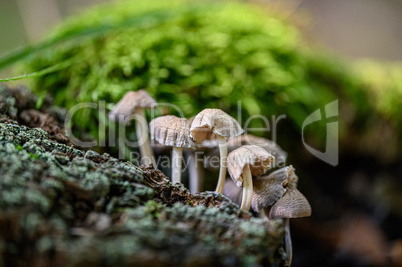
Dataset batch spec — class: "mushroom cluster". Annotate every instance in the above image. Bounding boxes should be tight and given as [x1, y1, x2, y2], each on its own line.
[109, 89, 311, 266]
[224, 164, 311, 266]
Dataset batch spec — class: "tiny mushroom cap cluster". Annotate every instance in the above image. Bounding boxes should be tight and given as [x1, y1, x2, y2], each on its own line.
[227, 145, 274, 211]
[108, 91, 312, 266]
[149, 115, 194, 184]
[108, 90, 157, 166]
[190, 108, 244, 194]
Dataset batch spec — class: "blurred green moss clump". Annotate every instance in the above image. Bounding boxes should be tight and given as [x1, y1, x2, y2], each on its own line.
[15, 0, 402, 158]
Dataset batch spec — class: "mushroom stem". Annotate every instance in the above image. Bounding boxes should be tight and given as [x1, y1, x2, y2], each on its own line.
[215, 135, 227, 194]
[259, 207, 269, 222]
[284, 218, 293, 266]
[172, 146, 183, 184]
[189, 151, 204, 193]
[114, 120, 131, 160]
[240, 163, 253, 211]
[133, 108, 156, 166]
[117, 123, 127, 160]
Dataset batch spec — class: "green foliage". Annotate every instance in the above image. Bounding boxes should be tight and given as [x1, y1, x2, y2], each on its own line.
[352, 60, 402, 128]
[10, 0, 402, 145]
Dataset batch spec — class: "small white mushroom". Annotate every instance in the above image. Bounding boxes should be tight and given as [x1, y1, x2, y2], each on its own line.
[269, 188, 311, 219]
[187, 150, 204, 194]
[149, 115, 193, 184]
[269, 188, 312, 267]
[190, 108, 244, 194]
[227, 145, 274, 211]
[108, 90, 157, 166]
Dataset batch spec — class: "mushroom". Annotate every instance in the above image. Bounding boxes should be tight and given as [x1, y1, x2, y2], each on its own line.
[251, 165, 296, 213]
[227, 145, 274, 211]
[269, 188, 312, 267]
[206, 134, 287, 170]
[223, 178, 243, 206]
[190, 108, 244, 194]
[149, 115, 193, 184]
[269, 188, 311, 219]
[187, 150, 205, 194]
[108, 90, 156, 166]
[229, 134, 287, 168]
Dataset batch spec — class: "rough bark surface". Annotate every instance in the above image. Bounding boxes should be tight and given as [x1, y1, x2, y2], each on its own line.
[0, 85, 286, 267]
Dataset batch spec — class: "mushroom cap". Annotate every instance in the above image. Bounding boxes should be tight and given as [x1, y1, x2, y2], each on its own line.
[149, 115, 193, 148]
[227, 145, 275, 187]
[269, 188, 312, 219]
[251, 165, 296, 212]
[227, 134, 287, 166]
[222, 179, 243, 206]
[108, 90, 157, 121]
[207, 134, 287, 169]
[190, 108, 244, 143]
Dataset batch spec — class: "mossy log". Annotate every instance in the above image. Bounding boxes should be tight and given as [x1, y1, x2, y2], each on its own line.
[0, 86, 286, 266]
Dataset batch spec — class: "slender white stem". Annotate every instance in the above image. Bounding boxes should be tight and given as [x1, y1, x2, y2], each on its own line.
[259, 207, 270, 222]
[118, 126, 127, 160]
[189, 151, 204, 193]
[285, 218, 293, 267]
[133, 108, 156, 166]
[240, 164, 253, 211]
[196, 152, 204, 192]
[215, 135, 227, 194]
[172, 147, 183, 184]
[188, 152, 197, 193]
[116, 118, 130, 160]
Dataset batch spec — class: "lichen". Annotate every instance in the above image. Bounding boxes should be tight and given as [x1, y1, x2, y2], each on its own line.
[0, 86, 286, 266]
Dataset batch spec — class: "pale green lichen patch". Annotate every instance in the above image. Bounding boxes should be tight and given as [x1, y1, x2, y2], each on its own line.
[66, 203, 284, 266]
[0, 86, 285, 266]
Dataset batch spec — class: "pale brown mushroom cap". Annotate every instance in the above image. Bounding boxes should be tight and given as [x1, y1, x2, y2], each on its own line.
[149, 115, 193, 148]
[108, 90, 157, 121]
[269, 188, 312, 219]
[251, 165, 296, 212]
[190, 108, 244, 143]
[227, 145, 275, 187]
[227, 134, 287, 165]
[207, 134, 287, 169]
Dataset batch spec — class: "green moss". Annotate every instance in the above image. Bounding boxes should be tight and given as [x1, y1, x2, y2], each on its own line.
[9, 2, 338, 137]
[13, 0, 402, 158]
